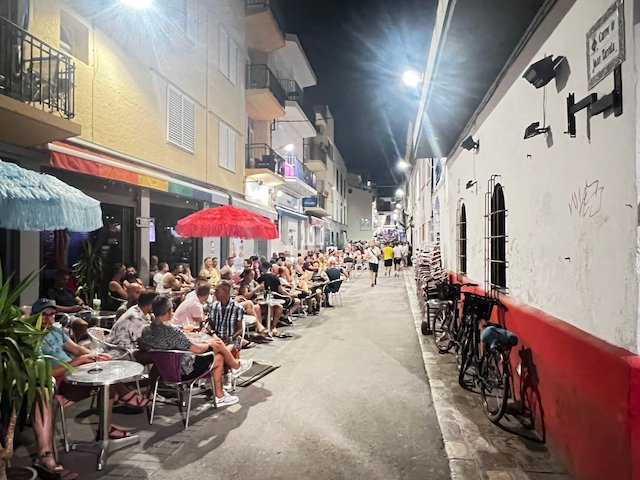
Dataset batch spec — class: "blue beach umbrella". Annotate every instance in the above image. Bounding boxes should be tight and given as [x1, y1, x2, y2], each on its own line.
[0, 160, 103, 232]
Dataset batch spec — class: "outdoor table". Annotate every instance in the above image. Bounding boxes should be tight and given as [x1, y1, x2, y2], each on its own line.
[65, 360, 144, 470]
[257, 298, 285, 332]
[185, 331, 212, 343]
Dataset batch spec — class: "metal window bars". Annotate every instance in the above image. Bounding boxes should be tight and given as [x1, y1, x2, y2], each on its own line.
[484, 175, 508, 295]
[456, 200, 467, 277]
[0, 15, 75, 119]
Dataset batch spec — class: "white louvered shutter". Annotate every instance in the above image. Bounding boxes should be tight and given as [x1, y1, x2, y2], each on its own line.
[227, 129, 236, 171]
[219, 27, 229, 79]
[167, 85, 183, 148]
[182, 96, 196, 153]
[219, 122, 229, 169]
[229, 42, 237, 85]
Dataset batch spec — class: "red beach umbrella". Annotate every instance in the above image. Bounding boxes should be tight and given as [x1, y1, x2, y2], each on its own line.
[175, 205, 278, 239]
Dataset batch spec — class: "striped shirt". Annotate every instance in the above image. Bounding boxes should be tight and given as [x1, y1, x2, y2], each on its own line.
[207, 300, 243, 342]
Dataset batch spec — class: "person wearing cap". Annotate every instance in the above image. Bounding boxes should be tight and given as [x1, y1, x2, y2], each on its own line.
[33, 298, 150, 440]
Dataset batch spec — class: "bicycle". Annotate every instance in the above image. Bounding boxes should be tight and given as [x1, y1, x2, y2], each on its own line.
[478, 325, 518, 423]
[457, 293, 507, 388]
[430, 282, 478, 354]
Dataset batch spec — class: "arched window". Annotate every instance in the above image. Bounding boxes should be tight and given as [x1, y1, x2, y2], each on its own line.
[489, 183, 507, 289]
[457, 202, 467, 275]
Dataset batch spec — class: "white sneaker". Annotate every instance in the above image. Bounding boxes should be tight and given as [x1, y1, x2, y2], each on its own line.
[230, 359, 253, 378]
[215, 391, 239, 407]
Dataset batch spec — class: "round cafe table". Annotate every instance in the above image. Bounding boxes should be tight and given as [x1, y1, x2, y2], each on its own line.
[65, 360, 144, 470]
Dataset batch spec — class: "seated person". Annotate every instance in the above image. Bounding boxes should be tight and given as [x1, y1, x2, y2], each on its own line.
[154, 262, 170, 291]
[46, 269, 88, 340]
[237, 269, 270, 338]
[321, 259, 344, 308]
[140, 296, 251, 407]
[104, 264, 128, 311]
[172, 283, 210, 329]
[115, 282, 144, 320]
[33, 298, 149, 440]
[257, 262, 296, 335]
[297, 271, 322, 315]
[123, 266, 144, 289]
[107, 292, 155, 353]
[205, 280, 245, 345]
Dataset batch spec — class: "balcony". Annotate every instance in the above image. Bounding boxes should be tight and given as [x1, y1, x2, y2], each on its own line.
[245, 0, 285, 53]
[280, 78, 316, 139]
[246, 64, 286, 121]
[0, 16, 81, 146]
[281, 155, 317, 197]
[245, 143, 286, 187]
[303, 139, 333, 172]
[302, 193, 330, 217]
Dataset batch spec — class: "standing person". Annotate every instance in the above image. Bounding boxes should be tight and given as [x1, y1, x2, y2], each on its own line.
[393, 242, 403, 277]
[401, 241, 409, 267]
[382, 243, 394, 277]
[365, 242, 381, 287]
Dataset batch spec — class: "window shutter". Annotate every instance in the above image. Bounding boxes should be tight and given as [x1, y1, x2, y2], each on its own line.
[219, 122, 228, 169]
[182, 96, 196, 153]
[167, 85, 183, 148]
[229, 42, 237, 86]
[219, 27, 229, 78]
[227, 129, 236, 172]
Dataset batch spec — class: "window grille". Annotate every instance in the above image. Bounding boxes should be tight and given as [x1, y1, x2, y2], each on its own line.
[456, 200, 467, 276]
[484, 175, 507, 293]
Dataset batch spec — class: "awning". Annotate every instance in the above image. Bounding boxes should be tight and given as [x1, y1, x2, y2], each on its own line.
[276, 206, 308, 221]
[309, 216, 329, 229]
[230, 196, 278, 221]
[47, 142, 229, 205]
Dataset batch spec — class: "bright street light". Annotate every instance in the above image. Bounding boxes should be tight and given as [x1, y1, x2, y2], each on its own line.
[283, 143, 294, 153]
[397, 160, 409, 170]
[396, 203, 402, 209]
[121, 0, 153, 9]
[395, 188, 404, 197]
[402, 69, 421, 88]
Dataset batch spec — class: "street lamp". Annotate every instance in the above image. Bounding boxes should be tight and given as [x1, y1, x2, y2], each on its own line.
[397, 160, 409, 170]
[402, 69, 421, 88]
[121, 0, 153, 9]
[395, 188, 404, 197]
[283, 143, 294, 153]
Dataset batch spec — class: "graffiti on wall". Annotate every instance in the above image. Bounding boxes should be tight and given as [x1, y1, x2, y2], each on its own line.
[569, 180, 604, 218]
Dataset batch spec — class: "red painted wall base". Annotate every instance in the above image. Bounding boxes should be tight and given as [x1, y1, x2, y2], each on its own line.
[450, 275, 639, 480]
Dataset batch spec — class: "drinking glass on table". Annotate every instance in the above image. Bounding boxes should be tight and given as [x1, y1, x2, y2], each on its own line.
[88, 343, 104, 374]
[92, 297, 102, 311]
[183, 318, 195, 333]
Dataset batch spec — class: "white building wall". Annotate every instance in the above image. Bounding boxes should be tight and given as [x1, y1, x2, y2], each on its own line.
[434, 0, 637, 351]
[347, 187, 373, 241]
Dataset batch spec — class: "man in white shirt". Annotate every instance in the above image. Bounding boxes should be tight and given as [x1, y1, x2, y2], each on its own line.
[153, 262, 170, 292]
[365, 242, 381, 288]
[107, 292, 155, 352]
[173, 284, 210, 329]
[401, 242, 409, 266]
[393, 242, 403, 277]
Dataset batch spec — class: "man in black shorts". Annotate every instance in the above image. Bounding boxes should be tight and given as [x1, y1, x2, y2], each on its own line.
[365, 243, 381, 287]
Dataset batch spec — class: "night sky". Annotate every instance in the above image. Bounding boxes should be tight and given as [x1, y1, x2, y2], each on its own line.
[275, 0, 436, 186]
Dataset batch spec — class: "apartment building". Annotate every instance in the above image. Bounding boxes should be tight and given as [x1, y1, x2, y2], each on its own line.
[243, 4, 322, 256]
[303, 105, 348, 249]
[0, 0, 247, 297]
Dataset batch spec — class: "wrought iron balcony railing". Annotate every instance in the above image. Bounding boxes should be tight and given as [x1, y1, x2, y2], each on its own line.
[283, 155, 316, 190]
[303, 139, 333, 165]
[246, 143, 285, 176]
[280, 78, 303, 105]
[246, 64, 286, 107]
[0, 16, 75, 118]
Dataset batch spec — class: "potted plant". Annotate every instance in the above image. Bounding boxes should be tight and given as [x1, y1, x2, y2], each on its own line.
[0, 264, 53, 480]
[73, 241, 103, 306]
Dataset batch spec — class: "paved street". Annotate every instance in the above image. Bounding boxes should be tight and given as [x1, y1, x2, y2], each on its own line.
[11, 269, 573, 479]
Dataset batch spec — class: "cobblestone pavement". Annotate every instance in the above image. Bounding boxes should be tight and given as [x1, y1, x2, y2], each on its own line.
[402, 271, 573, 480]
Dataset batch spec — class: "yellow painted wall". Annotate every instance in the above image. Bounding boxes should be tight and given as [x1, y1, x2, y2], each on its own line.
[29, 0, 246, 194]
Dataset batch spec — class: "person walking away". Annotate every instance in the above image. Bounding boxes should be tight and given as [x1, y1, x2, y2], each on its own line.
[393, 242, 403, 277]
[382, 243, 394, 277]
[365, 242, 381, 287]
[401, 242, 409, 267]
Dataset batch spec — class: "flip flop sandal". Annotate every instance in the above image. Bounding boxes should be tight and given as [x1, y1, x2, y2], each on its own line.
[120, 391, 150, 408]
[242, 341, 257, 349]
[273, 332, 293, 339]
[107, 426, 133, 440]
[33, 451, 64, 480]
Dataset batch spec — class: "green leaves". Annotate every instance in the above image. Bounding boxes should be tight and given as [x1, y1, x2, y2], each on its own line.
[0, 262, 53, 427]
[73, 241, 104, 304]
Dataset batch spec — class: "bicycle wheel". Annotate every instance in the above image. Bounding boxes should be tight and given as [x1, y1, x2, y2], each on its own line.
[480, 349, 509, 423]
[457, 336, 473, 387]
[454, 316, 470, 368]
[432, 309, 453, 353]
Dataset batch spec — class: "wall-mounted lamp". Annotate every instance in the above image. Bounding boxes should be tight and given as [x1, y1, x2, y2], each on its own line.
[523, 122, 550, 139]
[465, 180, 476, 189]
[461, 136, 479, 151]
[522, 55, 565, 89]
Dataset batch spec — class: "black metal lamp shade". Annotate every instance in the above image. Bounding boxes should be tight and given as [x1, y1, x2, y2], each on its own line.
[522, 55, 565, 89]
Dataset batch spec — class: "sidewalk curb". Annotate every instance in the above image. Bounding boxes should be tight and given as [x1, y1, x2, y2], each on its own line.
[402, 271, 483, 480]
